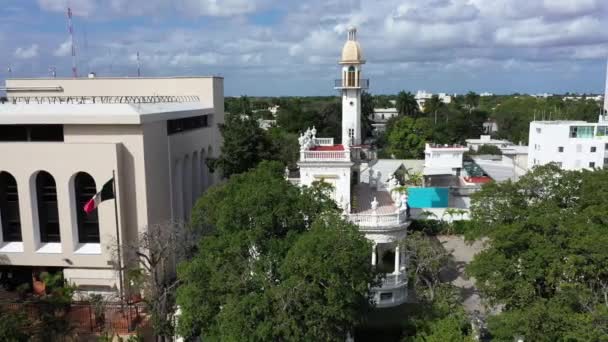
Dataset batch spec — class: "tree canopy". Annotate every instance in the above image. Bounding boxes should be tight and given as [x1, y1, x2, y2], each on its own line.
[176, 161, 377, 341]
[467, 164, 608, 341]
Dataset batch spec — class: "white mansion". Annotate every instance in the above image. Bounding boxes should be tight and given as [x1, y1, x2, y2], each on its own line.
[295, 27, 409, 308]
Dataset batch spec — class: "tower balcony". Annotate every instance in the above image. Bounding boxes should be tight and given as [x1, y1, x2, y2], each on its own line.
[334, 79, 369, 90]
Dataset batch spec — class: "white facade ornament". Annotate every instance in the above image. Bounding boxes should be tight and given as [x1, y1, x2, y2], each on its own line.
[311, 126, 317, 138]
[371, 197, 379, 211]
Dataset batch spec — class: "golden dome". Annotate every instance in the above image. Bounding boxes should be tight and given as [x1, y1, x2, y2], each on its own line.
[340, 27, 365, 64]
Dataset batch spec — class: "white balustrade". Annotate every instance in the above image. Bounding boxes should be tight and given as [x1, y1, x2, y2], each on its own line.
[313, 138, 334, 146]
[300, 150, 351, 161]
[347, 209, 408, 230]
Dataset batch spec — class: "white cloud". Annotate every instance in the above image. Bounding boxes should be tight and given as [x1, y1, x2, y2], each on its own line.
[170, 52, 221, 66]
[53, 39, 72, 57]
[14, 44, 39, 59]
[37, 0, 97, 17]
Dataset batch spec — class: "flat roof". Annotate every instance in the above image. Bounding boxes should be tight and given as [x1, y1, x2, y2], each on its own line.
[7, 76, 223, 80]
[472, 157, 521, 182]
[531, 120, 589, 125]
[0, 102, 210, 125]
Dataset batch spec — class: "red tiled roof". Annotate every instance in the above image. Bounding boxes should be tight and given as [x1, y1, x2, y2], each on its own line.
[310, 145, 345, 151]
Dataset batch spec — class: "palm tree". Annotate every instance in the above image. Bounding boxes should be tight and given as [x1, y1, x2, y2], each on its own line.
[396, 91, 420, 117]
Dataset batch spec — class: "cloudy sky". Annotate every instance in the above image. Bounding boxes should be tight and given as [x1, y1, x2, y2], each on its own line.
[1, 0, 607, 96]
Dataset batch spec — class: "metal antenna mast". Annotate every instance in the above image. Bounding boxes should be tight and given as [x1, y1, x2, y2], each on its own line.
[136, 51, 141, 77]
[67, 7, 78, 77]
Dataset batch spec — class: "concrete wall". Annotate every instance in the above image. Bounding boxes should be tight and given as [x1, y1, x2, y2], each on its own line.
[299, 162, 353, 210]
[0, 142, 121, 288]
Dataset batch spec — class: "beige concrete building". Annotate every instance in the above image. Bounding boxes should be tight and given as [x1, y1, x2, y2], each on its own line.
[0, 77, 223, 295]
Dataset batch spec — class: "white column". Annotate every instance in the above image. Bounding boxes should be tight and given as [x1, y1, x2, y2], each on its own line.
[393, 244, 400, 275]
[371, 243, 377, 266]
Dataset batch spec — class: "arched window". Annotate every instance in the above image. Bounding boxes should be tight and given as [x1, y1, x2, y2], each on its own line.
[0, 172, 22, 242]
[347, 66, 356, 87]
[74, 172, 100, 243]
[36, 171, 60, 243]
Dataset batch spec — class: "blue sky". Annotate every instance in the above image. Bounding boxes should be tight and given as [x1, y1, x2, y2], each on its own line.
[1, 0, 607, 96]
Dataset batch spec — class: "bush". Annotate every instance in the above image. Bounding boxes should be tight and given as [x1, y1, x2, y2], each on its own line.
[474, 144, 502, 155]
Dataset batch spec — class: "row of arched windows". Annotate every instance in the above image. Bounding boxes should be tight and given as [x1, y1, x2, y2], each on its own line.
[174, 146, 213, 222]
[0, 171, 100, 245]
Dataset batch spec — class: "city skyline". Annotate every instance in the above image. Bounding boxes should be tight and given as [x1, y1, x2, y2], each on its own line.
[1, 0, 607, 96]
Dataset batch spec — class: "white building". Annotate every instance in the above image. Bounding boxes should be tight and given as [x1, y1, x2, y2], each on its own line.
[415, 90, 452, 112]
[528, 59, 608, 171]
[0, 77, 223, 296]
[466, 135, 512, 151]
[370, 107, 398, 134]
[423, 144, 468, 176]
[480, 92, 494, 97]
[528, 121, 608, 170]
[296, 27, 409, 308]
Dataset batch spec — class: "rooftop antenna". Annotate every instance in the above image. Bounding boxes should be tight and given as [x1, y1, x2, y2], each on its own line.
[67, 7, 78, 77]
[136, 51, 141, 77]
[82, 23, 90, 74]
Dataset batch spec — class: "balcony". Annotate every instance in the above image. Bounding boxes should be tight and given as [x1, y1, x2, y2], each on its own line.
[347, 210, 408, 231]
[313, 137, 334, 146]
[334, 79, 369, 90]
[372, 273, 408, 308]
[300, 150, 351, 162]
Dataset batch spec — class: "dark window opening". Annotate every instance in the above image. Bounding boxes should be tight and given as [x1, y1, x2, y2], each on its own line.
[36, 172, 60, 243]
[591, 146, 597, 153]
[167, 115, 210, 135]
[380, 292, 393, 301]
[0, 172, 22, 242]
[74, 172, 100, 243]
[0, 125, 63, 142]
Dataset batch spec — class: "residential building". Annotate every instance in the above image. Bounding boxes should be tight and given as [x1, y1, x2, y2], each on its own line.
[370, 107, 398, 134]
[296, 27, 409, 308]
[0, 77, 223, 296]
[480, 92, 494, 97]
[466, 135, 512, 151]
[415, 90, 452, 112]
[528, 59, 608, 171]
[423, 144, 468, 176]
[527, 121, 608, 170]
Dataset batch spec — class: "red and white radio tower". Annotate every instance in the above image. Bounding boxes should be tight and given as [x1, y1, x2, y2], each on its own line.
[67, 7, 78, 78]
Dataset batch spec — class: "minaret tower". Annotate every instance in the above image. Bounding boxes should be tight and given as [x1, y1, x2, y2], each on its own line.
[336, 27, 366, 146]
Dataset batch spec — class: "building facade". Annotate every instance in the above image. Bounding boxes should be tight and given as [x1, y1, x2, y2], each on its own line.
[0, 77, 223, 295]
[297, 27, 409, 308]
[528, 121, 608, 170]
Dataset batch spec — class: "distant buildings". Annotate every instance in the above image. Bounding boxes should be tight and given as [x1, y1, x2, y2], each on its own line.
[527, 59, 608, 171]
[415, 90, 452, 111]
[480, 92, 494, 97]
[466, 135, 512, 151]
[370, 107, 398, 134]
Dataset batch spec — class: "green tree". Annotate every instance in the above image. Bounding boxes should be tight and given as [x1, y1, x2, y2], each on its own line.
[177, 162, 376, 340]
[361, 91, 374, 140]
[473, 144, 502, 155]
[463, 91, 480, 112]
[0, 306, 32, 342]
[467, 164, 608, 340]
[396, 91, 420, 117]
[211, 113, 274, 178]
[385, 117, 433, 158]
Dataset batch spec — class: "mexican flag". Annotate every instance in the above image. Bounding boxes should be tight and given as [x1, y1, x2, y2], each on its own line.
[84, 178, 115, 214]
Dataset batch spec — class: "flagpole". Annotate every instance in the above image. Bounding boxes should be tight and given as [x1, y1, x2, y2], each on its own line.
[112, 169, 125, 310]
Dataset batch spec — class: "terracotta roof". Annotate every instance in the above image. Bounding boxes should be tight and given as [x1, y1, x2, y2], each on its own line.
[310, 145, 344, 151]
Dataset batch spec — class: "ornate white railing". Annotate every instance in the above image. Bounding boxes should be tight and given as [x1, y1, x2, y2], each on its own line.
[300, 150, 351, 162]
[347, 209, 408, 230]
[313, 137, 334, 146]
[377, 273, 407, 287]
